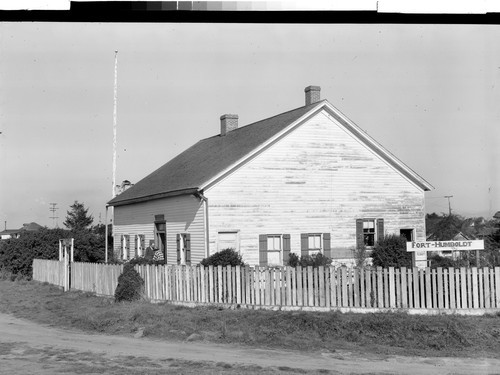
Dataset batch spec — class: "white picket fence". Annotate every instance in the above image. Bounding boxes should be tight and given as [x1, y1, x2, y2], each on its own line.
[32, 259, 500, 313]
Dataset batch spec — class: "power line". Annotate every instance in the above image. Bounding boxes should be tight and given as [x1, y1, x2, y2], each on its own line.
[49, 203, 58, 228]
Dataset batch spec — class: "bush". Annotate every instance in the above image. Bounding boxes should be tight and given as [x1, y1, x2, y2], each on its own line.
[0, 228, 67, 278]
[200, 248, 245, 267]
[371, 234, 412, 268]
[428, 254, 471, 269]
[351, 244, 368, 268]
[287, 252, 332, 268]
[126, 257, 165, 266]
[114, 263, 144, 302]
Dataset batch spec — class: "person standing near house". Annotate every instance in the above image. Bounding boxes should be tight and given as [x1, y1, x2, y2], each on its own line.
[145, 240, 155, 260]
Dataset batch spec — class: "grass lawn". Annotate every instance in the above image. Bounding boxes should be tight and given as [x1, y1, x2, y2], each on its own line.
[0, 278, 499, 359]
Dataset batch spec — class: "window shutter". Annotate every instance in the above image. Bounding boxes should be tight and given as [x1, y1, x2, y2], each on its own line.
[185, 234, 191, 265]
[300, 233, 309, 257]
[377, 219, 384, 243]
[323, 233, 331, 258]
[176, 234, 181, 264]
[126, 235, 130, 259]
[282, 234, 291, 265]
[134, 235, 138, 258]
[140, 235, 145, 256]
[259, 235, 268, 266]
[120, 235, 124, 260]
[356, 219, 363, 248]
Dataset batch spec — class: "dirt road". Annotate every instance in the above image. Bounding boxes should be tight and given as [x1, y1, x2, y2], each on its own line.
[0, 312, 499, 374]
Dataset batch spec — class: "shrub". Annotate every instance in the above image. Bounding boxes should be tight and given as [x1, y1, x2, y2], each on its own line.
[428, 254, 471, 269]
[200, 248, 245, 267]
[287, 253, 300, 267]
[286, 252, 332, 268]
[114, 263, 145, 302]
[351, 243, 368, 268]
[126, 257, 165, 266]
[371, 234, 412, 268]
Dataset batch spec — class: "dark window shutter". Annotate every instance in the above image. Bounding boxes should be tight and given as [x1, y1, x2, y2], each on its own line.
[356, 219, 364, 248]
[282, 234, 291, 265]
[134, 235, 138, 257]
[300, 233, 309, 257]
[120, 235, 124, 259]
[323, 233, 331, 258]
[124, 235, 130, 260]
[176, 234, 181, 264]
[185, 234, 191, 265]
[140, 235, 145, 252]
[259, 235, 268, 266]
[377, 219, 384, 243]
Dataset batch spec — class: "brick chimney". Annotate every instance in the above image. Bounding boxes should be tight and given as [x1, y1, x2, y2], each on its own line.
[304, 86, 321, 105]
[220, 114, 238, 136]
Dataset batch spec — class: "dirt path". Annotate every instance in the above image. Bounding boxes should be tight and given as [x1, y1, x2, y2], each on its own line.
[0, 312, 499, 374]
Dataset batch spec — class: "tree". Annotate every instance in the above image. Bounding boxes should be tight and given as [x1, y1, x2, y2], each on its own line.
[63, 201, 93, 231]
[0, 228, 68, 278]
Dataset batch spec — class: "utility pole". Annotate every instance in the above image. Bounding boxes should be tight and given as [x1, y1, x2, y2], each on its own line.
[49, 203, 58, 228]
[444, 195, 453, 216]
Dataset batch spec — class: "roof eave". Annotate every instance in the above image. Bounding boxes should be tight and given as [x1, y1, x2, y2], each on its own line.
[108, 188, 200, 207]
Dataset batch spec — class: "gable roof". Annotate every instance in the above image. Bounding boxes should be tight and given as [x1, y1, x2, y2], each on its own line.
[108, 100, 432, 207]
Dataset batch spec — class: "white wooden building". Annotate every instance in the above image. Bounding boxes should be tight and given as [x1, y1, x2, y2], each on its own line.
[108, 86, 433, 267]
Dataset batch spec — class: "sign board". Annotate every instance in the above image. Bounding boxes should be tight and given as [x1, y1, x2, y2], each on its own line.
[406, 240, 484, 252]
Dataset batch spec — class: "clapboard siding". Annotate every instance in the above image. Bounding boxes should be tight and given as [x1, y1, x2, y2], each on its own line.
[205, 110, 425, 265]
[113, 195, 205, 264]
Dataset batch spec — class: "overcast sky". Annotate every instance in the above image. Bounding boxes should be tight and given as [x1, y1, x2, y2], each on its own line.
[1, 22, 499, 229]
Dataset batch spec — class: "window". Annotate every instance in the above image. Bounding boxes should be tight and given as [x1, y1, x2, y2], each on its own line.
[217, 231, 239, 252]
[266, 235, 282, 265]
[363, 220, 376, 247]
[301, 233, 331, 258]
[121, 234, 130, 260]
[400, 229, 414, 242]
[356, 219, 384, 248]
[259, 234, 290, 266]
[308, 234, 322, 252]
[176, 233, 191, 265]
[135, 234, 145, 257]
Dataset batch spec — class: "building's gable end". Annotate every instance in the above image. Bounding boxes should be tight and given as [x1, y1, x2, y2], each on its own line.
[201, 104, 326, 192]
[321, 103, 433, 191]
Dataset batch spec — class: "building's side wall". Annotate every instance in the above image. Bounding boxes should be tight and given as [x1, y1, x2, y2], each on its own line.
[205, 110, 426, 265]
[113, 194, 205, 264]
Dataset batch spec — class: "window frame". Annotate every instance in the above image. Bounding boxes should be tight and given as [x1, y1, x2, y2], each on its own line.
[362, 219, 376, 248]
[307, 233, 323, 254]
[216, 230, 240, 253]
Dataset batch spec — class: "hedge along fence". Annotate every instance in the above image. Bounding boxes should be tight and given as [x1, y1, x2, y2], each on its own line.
[32, 259, 500, 313]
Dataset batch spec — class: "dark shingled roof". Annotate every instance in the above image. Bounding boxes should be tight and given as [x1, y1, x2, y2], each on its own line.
[108, 102, 320, 206]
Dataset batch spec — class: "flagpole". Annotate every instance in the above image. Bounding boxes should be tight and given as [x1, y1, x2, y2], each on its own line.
[106, 50, 118, 264]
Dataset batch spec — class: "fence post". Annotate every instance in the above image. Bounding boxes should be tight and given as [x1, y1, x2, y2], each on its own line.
[376, 267, 383, 308]
[484, 267, 491, 309]
[436, 267, 443, 309]
[388, 267, 395, 308]
[472, 267, 478, 309]
[478, 268, 484, 309]
[495, 267, 500, 308]
[448, 268, 455, 309]
[330, 267, 336, 308]
[400, 267, 407, 309]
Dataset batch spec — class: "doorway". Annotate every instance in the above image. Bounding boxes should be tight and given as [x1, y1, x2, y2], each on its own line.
[154, 215, 166, 263]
